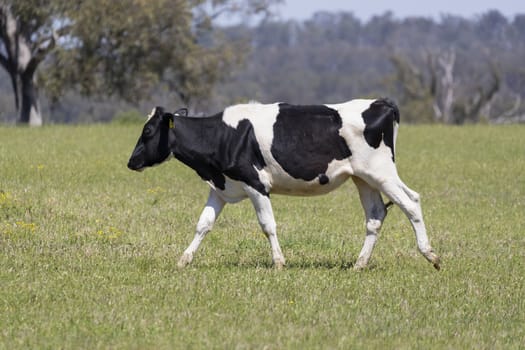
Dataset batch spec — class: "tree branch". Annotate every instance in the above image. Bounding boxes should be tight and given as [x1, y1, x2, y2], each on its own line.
[33, 23, 71, 53]
[0, 51, 7, 70]
[389, 54, 427, 99]
[491, 94, 525, 124]
[0, 4, 20, 110]
[26, 24, 71, 78]
[466, 61, 500, 121]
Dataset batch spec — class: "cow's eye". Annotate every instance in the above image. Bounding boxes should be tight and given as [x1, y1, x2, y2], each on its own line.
[143, 126, 154, 138]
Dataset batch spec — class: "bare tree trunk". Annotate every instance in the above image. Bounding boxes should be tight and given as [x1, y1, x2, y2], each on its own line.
[19, 73, 43, 126]
[437, 50, 455, 124]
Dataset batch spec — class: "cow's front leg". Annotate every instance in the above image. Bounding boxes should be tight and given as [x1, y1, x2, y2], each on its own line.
[245, 187, 285, 269]
[178, 189, 225, 268]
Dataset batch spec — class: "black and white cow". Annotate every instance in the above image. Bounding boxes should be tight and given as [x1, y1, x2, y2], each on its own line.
[127, 99, 440, 270]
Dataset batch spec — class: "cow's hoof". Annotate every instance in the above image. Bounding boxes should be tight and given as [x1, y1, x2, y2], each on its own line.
[273, 257, 286, 270]
[423, 250, 441, 271]
[431, 254, 441, 271]
[177, 253, 193, 268]
[353, 257, 369, 271]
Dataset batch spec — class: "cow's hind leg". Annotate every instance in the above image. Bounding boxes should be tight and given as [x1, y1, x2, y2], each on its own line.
[352, 177, 387, 270]
[178, 189, 225, 268]
[377, 176, 441, 270]
[245, 187, 285, 269]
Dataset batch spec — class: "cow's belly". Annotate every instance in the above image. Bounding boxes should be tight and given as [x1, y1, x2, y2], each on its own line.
[270, 174, 350, 196]
[263, 159, 353, 196]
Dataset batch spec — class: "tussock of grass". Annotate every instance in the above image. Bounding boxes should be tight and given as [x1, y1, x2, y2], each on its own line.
[1, 124, 524, 349]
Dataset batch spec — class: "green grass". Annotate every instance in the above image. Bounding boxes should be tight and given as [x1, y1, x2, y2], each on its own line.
[1, 124, 524, 349]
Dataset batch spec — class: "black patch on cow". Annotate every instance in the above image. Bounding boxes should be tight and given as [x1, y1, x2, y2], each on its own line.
[361, 98, 400, 162]
[319, 174, 329, 185]
[271, 103, 352, 182]
[169, 113, 268, 195]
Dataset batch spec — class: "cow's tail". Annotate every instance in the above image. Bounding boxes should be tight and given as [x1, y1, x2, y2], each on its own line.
[364, 98, 400, 162]
[374, 98, 400, 211]
[383, 98, 400, 160]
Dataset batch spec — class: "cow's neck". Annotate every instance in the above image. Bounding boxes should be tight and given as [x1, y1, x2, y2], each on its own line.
[169, 114, 223, 166]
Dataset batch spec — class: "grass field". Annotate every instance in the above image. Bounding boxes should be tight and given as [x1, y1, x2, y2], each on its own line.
[1, 123, 524, 349]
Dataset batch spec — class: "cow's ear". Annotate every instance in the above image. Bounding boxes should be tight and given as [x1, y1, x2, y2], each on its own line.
[154, 106, 165, 115]
[174, 108, 188, 117]
[163, 113, 175, 129]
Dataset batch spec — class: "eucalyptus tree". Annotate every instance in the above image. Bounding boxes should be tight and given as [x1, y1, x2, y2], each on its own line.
[0, 0, 279, 125]
[0, 0, 70, 125]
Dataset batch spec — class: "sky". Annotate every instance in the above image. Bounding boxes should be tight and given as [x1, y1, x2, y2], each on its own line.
[275, 0, 525, 21]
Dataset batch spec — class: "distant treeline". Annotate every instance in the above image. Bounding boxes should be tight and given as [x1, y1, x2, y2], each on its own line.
[1, 10, 524, 124]
[217, 10, 525, 124]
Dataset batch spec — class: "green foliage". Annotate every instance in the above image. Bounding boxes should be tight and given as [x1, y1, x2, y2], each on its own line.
[1, 0, 280, 124]
[0, 124, 524, 348]
[4, 0, 64, 30]
[43, 0, 280, 105]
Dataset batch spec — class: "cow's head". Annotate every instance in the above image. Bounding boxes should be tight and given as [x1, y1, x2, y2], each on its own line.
[127, 107, 187, 171]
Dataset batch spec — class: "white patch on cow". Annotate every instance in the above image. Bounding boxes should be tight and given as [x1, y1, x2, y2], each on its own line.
[254, 166, 272, 194]
[326, 99, 398, 178]
[146, 107, 157, 122]
[324, 158, 354, 186]
[216, 176, 250, 203]
[222, 103, 280, 129]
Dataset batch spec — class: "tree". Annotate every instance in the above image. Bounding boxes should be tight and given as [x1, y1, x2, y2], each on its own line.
[0, 0, 280, 125]
[390, 50, 500, 124]
[0, 1, 70, 125]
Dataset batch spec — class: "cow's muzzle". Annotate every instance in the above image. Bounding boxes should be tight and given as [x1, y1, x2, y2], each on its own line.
[127, 159, 145, 172]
